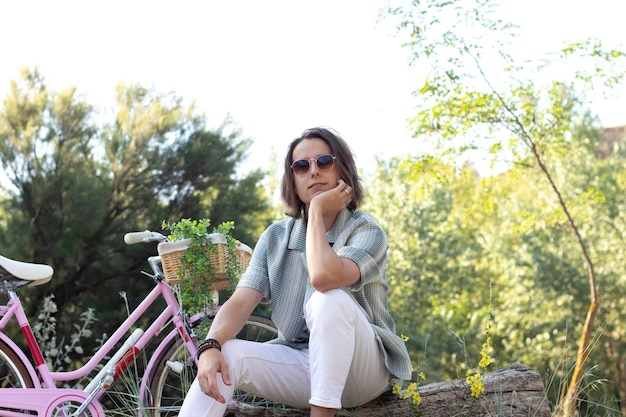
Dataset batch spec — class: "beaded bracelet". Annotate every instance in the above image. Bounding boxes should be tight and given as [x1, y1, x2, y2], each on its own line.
[196, 338, 221, 360]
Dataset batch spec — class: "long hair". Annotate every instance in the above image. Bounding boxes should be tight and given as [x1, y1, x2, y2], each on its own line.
[281, 127, 364, 219]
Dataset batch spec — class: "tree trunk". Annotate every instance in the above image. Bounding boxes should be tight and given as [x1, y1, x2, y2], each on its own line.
[225, 363, 551, 417]
[521, 126, 600, 417]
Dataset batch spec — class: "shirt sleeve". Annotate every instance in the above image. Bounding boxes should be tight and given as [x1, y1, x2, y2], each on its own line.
[336, 217, 388, 291]
[237, 228, 271, 301]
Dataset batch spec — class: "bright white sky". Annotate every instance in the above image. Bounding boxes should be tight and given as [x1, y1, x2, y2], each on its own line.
[1, 0, 625, 177]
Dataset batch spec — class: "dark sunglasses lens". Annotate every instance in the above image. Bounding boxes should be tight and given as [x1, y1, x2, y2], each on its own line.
[317, 155, 334, 170]
[292, 160, 310, 174]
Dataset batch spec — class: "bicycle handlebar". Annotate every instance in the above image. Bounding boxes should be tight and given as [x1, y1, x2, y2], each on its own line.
[124, 231, 167, 245]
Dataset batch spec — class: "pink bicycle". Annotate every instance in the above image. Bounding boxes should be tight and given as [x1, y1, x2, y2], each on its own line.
[0, 230, 277, 416]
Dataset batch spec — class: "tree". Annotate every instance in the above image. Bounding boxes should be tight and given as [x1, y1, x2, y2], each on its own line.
[0, 67, 271, 359]
[383, 0, 625, 414]
[365, 129, 626, 414]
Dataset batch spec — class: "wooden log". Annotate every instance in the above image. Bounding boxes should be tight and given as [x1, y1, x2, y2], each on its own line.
[224, 363, 551, 417]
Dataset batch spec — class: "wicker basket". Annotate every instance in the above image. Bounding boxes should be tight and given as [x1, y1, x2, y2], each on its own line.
[157, 233, 252, 290]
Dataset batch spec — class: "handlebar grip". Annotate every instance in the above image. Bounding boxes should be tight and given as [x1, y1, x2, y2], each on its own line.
[124, 231, 152, 245]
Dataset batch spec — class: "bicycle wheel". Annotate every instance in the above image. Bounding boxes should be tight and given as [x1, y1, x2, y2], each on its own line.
[0, 339, 34, 389]
[145, 313, 278, 417]
[0, 339, 36, 415]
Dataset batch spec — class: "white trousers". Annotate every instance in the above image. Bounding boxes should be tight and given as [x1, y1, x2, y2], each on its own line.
[179, 289, 390, 416]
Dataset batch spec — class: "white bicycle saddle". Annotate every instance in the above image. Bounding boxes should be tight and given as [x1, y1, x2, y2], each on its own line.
[0, 254, 53, 287]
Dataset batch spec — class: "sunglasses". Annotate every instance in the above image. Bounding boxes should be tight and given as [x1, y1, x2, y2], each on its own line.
[290, 154, 337, 175]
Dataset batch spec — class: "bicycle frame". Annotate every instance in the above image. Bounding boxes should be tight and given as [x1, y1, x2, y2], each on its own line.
[0, 256, 202, 417]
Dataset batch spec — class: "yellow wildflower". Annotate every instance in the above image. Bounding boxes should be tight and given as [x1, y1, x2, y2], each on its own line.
[465, 370, 485, 398]
[411, 390, 422, 405]
[479, 336, 492, 369]
[406, 382, 418, 392]
[394, 371, 426, 407]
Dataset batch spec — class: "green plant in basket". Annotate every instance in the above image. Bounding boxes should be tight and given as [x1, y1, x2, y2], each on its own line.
[160, 219, 246, 334]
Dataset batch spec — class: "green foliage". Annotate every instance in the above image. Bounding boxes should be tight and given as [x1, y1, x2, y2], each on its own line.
[32, 294, 99, 383]
[366, 136, 626, 414]
[379, 0, 626, 414]
[365, 157, 497, 382]
[161, 218, 242, 329]
[0, 67, 272, 366]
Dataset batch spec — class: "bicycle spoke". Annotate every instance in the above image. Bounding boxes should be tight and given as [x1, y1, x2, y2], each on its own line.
[144, 313, 280, 417]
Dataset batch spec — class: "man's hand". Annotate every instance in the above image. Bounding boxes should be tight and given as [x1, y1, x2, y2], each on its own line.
[196, 348, 231, 403]
[310, 179, 352, 215]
